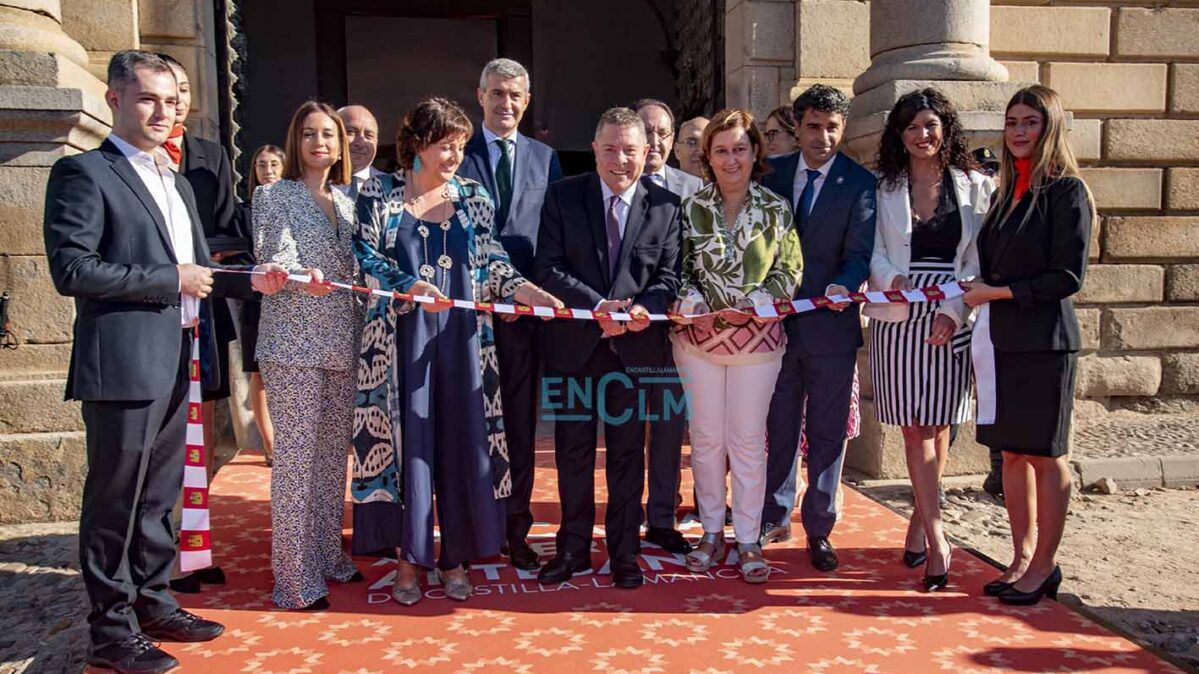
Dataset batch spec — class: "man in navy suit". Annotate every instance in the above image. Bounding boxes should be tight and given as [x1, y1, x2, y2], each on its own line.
[457, 57, 562, 571]
[760, 85, 877, 572]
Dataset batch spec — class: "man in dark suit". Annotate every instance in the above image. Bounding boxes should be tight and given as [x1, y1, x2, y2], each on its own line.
[630, 98, 699, 554]
[458, 58, 563, 571]
[43, 51, 286, 674]
[532, 108, 681, 589]
[760, 84, 877, 572]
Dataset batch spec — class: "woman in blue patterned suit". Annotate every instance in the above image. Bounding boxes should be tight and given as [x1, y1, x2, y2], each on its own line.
[350, 97, 562, 605]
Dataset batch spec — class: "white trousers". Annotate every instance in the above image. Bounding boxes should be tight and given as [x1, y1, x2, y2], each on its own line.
[674, 346, 783, 545]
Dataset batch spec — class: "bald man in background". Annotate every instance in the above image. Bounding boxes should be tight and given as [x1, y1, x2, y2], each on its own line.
[336, 105, 384, 200]
[674, 116, 709, 180]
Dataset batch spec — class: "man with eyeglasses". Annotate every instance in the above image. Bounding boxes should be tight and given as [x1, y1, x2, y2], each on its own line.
[674, 116, 709, 180]
[632, 99, 702, 200]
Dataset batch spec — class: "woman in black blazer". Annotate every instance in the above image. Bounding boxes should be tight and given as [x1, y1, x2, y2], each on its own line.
[963, 85, 1095, 606]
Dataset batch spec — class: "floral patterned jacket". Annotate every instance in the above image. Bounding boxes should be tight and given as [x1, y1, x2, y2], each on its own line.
[677, 181, 804, 313]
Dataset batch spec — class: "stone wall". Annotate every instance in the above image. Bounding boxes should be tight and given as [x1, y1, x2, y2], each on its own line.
[989, 2, 1199, 416]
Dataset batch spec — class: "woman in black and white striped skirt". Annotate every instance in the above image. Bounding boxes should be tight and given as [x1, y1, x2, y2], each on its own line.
[865, 89, 995, 591]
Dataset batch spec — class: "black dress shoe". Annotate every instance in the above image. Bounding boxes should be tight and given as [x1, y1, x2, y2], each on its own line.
[297, 596, 330, 612]
[902, 549, 928, 569]
[502, 542, 541, 571]
[610, 554, 643, 589]
[537, 553, 592, 584]
[141, 609, 225, 643]
[983, 579, 1013, 596]
[167, 575, 201, 594]
[808, 537, 839, 572]
[999, 566, 1062, 606]
[759, 522, 792, 547]
[193, 566, 226, 585]
[645, 527, 692, 554]
[89, 634, 178, 674]
[345, 571, 365, 583]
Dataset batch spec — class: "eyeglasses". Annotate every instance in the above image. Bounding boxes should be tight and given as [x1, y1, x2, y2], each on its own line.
[764, 129, 794, 141]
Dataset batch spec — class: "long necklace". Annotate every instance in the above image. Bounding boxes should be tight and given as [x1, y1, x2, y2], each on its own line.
[408, 177, 454, 296]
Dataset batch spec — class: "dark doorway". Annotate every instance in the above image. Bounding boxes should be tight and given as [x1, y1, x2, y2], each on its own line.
[238, 0, 685, 182]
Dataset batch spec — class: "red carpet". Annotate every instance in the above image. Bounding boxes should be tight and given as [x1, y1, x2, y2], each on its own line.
[133, 443, 1181, 673]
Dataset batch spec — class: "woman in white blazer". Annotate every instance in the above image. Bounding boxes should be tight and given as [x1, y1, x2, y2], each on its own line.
[865, 89, 995, 592]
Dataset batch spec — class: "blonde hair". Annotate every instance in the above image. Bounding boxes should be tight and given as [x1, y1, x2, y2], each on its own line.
[989, 86, 1096, 229]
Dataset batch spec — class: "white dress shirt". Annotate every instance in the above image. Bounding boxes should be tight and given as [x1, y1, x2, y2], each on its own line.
[483, 124, 519, 178]
[792, 153, 834, 216]
[600, 177, 638, 239]
[108, 133, 199, 326]
[595, 178, 639, 312]
[646, 169, 667, 188]
[336, 166, 382, 199]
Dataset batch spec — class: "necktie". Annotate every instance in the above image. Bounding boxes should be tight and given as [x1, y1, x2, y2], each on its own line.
[650, 173, 665, 187]
[348, 176, 361, 202]
[495, 138, 513, 229]
[798, 168, 821, 224]
[606, 195, 622, 279]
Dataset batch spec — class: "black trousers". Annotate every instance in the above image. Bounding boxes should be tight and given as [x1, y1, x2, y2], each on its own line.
[763, 323, 856, 539]
[79, 329, 191, 647]
[549, 344, 646, 559]
[494, 317, 540, 546]
[645, 358, 686, 529]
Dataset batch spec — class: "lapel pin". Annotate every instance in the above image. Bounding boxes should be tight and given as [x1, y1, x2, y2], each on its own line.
[835, 176, 845, 185]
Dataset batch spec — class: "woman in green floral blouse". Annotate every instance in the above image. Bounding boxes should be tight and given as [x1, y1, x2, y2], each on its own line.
[672, 109, 803, 583]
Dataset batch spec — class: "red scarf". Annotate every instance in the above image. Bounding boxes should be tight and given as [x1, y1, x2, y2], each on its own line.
[1013, 157, 1033, 201]
[163, 124, 185, 170]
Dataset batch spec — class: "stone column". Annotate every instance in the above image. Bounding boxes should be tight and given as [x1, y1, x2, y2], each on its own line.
[725, 0, 795, 122]
[843, 0, 1027, 164]
[0, 0, 115, 523]
[842, 0, 1028, 479]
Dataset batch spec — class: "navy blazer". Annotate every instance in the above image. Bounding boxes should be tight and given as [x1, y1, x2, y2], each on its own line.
[43, 139, 253, 402]
[762, 151, 877, 355]
[532, 173, 681, 374]
[458, 128, 563, 276]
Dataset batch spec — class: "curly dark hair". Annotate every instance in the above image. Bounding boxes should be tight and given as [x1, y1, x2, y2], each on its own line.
[876, 88, 976, 189]
[791, 84, 851, 122]
[395, 96, 473, 170]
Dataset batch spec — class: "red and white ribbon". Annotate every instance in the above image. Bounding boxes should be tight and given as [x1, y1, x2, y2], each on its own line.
[225, 270, 965, 322]
[178, 334, 212, 573]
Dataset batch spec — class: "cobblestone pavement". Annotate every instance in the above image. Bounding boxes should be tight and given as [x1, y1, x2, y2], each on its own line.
[0, 522, 88, 674]
[1074, 410, 1199, 459]
[855, 480, 1199, 671]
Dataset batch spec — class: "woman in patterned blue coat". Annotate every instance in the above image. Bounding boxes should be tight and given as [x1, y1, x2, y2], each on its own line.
[350, 97, 562, 605]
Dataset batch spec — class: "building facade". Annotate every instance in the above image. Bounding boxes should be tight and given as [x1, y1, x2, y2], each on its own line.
[1, 0, 1196, 523]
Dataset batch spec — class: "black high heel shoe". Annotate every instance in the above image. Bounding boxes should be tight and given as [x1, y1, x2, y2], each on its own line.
[922, 544, 952, 592]
[999, 566, 1062, 605]
[983, 579, 1013, 596]
[902, 549, 927, 569]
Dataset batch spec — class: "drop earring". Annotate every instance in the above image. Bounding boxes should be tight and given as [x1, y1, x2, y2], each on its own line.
[413, 156, 422, 172]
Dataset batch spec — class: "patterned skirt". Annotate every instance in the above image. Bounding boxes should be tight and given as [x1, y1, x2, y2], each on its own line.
[870, 261, 973, 426]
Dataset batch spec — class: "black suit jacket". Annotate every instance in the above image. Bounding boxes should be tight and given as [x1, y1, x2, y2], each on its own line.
[761, 152, 877, 355]
[457, 129, 563, 276]
[532, 173, 681, 374]
[43, 139, 253, 402]
[979, 176, 1091, 353]
[181, 133, 241, 346]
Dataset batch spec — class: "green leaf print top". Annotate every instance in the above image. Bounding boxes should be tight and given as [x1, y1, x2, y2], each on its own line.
[678, 182, 803, 312]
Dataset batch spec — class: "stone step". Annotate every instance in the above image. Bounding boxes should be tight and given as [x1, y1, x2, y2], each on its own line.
[0, 431, 85, 524]
[0, 379, 80, 434]
[0, 343, 71, 382]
